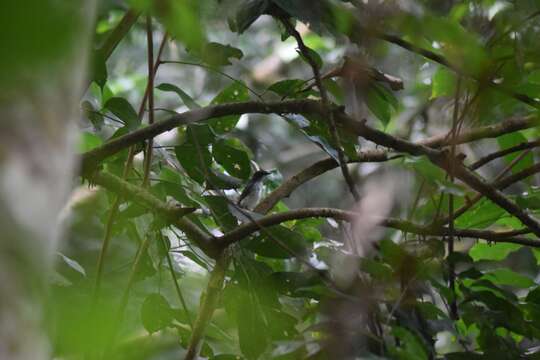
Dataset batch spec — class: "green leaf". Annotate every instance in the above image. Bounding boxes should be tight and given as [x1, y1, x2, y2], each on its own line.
[469, 242, 521, 262]
[104, 97, 140, 130]
[431, 67, 456, 99]
[404, 156, 445, 182]
[245, 225, 307, 258]
[497, 132, 534, 175]
[200, 42, 243, 67]
[78, 132, 102, 153]
[360, 258, 393, 281]
[298, 46, 323, 70]
[57, 252, 86, 277]
[366, 83, 395, 127]
[456, 199, 505, 229]
[152, 0, 205, 54]
[175, 142, 212, 184]
[484, 268, 535, 288]
[267, 79, 308, 98]
[141, 294, 174, 334]
[90, 50, 108, 88]
[237, 289, 269, 359]
[232, 0, 269, 33]
[526, 286, 540, 304]
[209, 82, 249, 133]
[389, 326, 428, 360]
[204, 195, 238, 231]
[287, 113, 358, 162]
[156, 83, 200, 109]
[181, 124, 215, 146]
[156, 167, 196, 206]
[270, 271, 322, 298]
[416, 302, 446, 320]
[272, 0, 335, 34]
[212, 138, 251, 180]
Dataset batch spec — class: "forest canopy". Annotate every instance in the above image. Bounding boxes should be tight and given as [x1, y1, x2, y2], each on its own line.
[5, 0, 540, 359]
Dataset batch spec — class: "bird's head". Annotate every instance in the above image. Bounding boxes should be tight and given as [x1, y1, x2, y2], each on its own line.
[252, 169, 272, 181]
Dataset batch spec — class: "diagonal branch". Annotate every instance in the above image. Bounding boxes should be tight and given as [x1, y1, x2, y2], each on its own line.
[216, 207, 538, 248]
[254, 150, 389, 214]
[336, 113, 540, 237]
[470, 140, 540, 170]
[90, 171, 220, 258]
[98, 9, 141, 61]
[80, 100, 325, 173]
[81, 99, 538, 174]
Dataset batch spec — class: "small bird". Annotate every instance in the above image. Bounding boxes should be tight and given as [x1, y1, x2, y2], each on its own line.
[236, 170, 271, 210]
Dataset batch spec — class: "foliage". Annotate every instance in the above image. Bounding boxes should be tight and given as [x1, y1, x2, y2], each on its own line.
[50, 0, 540, 359]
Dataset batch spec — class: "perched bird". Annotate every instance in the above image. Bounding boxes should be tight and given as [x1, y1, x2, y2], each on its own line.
[236, 170, 271, 210]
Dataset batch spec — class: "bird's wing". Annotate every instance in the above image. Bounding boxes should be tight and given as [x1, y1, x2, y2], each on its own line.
[237, 182, 254, 205]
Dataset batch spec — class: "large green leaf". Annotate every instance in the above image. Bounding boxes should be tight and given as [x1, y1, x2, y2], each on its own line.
[431, 67, 456, 99]
[484, 268, 535, 288]
[200, 42, 243, 67]
[104, 97, 140, 130]
[156, 83, 200, 109]
[204, 195, 238, 231]
[141, 294, 174, 334]
[468, 242, 521, 262]
[212, 138, 252, 180]
[366, 83, 397, 127]
[497, 132, 534, 175]
[175, 141, 212, 184]
[245, 225, 307, 258]
[209, 82, 250, 133]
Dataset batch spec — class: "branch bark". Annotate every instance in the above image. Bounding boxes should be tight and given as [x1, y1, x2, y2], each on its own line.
[81, 99, 540, 237]
[254, 150, 388, 213]
[81, 99, 538, 173]
[217, 207, 538, 248]
[90, 171, 220, 258]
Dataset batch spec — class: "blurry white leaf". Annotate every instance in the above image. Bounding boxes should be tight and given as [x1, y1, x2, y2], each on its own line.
[57, 252, 86, 277]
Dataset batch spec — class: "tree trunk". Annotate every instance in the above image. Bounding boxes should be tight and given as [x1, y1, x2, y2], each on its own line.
[0, 1, 97, 358]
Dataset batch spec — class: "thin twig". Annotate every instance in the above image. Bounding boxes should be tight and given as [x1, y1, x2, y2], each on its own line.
[159, 60, 263, 100]
[142, 16, 156, 187]
[281, 18, 360, 201]
[447, 76, 462, 320]
[470, 140, 540, 170]
[161, 233, 193, 330]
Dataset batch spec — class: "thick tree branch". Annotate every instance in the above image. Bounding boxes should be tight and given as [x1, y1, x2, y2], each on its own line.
[217, 207, 538, 248]
[255, 115, 538, 213]
[80, 100, 324, 172]
[91, 172, 540, 255]
[81, 99, 538, 173]
[419, 114, 538, 148]
[81, 99, 540, 236]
